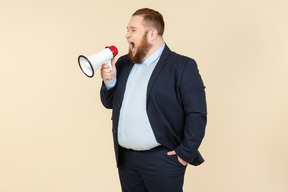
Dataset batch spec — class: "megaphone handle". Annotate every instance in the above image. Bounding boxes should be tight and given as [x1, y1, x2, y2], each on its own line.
[105, 60, 113, 73]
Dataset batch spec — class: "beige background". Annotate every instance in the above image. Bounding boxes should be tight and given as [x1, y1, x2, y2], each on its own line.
[1, 0, 287, 191]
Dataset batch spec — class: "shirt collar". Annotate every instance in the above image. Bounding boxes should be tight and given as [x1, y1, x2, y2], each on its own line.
[140, 44, 165, 66]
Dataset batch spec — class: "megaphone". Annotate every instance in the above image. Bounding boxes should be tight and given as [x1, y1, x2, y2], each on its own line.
[78, 46, 118, 78]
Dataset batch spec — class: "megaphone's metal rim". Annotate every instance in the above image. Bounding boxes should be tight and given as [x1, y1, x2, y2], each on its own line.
[78, 55, 94, 78]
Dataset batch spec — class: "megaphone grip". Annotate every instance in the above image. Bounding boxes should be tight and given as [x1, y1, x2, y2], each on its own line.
[105, 59, 113, 73]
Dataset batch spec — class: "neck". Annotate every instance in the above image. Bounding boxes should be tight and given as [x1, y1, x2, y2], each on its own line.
[143, 37, 165, 61]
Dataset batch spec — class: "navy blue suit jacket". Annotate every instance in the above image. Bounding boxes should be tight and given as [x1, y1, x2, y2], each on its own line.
[100, 45, 207, 166]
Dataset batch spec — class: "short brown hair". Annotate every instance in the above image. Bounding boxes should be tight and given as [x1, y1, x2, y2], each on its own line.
[133, 8, 165, 36]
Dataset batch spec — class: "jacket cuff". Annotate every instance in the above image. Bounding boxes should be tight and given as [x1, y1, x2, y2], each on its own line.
[174, 147, 204, 166]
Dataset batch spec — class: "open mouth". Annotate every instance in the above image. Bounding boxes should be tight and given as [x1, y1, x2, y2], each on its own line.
[130, 42, 136, 53]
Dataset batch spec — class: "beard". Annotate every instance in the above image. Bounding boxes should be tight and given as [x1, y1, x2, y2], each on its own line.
[128, 33, 152, 63]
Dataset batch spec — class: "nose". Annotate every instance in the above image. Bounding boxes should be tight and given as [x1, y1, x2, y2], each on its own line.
[125, 31, 130, 39]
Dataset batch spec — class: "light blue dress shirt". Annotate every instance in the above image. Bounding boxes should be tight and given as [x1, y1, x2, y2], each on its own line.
[105, 44, 165, 150]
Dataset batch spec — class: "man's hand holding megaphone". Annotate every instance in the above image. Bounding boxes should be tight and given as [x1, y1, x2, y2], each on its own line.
[100, 57, 117, 82]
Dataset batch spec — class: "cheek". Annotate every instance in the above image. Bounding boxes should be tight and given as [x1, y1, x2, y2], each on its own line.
[133, 33, 143, 43]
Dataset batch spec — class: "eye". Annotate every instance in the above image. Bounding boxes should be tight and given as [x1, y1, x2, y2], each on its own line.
[126, 27, 136, 33]
[131, 27, 137, 32]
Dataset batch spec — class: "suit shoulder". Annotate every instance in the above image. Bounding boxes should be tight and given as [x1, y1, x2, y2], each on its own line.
[116, 54, 130, 64]
[169, 51, 197, 67]
[115, 54, 130, 69]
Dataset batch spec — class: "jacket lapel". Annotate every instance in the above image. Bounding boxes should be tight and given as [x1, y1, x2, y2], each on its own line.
[146, 45, 171, 101]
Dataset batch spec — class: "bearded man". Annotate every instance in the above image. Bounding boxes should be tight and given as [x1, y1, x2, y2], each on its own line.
[100, 8, 207, 192]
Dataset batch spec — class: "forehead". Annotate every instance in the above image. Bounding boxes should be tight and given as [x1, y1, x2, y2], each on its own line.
[127, 15, 145, 29]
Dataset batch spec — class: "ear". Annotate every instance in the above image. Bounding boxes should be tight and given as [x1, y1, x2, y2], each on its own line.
[148, 29, 158, 41]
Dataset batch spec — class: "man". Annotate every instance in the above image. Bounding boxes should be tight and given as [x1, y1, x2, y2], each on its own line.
[100, 8, 207, 192]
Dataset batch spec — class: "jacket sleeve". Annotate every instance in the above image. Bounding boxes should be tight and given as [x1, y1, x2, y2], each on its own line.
[100, 55, 127, 109]
[100, 82, 116, 109]
[174, 58, 207, 165]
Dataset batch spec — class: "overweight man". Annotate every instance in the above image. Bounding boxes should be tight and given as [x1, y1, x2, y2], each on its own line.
[100, 8, 207, 192]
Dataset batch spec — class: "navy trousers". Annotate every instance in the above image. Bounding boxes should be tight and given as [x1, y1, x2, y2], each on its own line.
[118, 146, 187, 192]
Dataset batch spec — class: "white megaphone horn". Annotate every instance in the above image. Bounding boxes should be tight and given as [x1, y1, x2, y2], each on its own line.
[78, 45, 118, 78]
